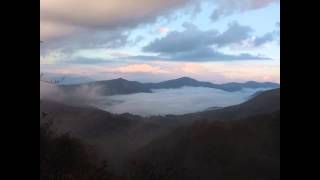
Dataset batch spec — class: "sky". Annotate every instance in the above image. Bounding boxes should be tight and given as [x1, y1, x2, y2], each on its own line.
[40, 0, 280, 83]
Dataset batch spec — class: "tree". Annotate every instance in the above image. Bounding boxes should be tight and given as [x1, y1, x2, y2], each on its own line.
[40, 120, 115, 180]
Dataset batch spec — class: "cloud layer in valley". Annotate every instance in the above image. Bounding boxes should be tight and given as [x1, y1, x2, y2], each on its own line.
[94, 87, 268, 116]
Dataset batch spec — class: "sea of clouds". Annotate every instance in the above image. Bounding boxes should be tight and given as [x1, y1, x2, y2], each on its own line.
[93, 87, 268, 116]
[41, 80, 270, 116]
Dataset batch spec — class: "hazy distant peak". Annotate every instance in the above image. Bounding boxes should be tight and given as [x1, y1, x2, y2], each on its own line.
[244, 81, 279, 85]
[176, 77, 197, 81]
[58, 77, 279, 96]
[115, 77, 126, 81]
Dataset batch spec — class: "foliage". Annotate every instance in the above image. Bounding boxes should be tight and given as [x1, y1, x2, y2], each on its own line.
[40, 120, 114, 180]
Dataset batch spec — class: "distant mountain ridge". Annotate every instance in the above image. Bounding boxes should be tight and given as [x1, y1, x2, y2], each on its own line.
[145, 77, 279, 91]
[59, 77, 279, 96]
[59, 78, 152, 96]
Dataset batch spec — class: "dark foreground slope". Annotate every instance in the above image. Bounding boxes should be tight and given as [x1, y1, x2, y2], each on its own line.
[200, 88, 280, 121]
[166, 88, 280, 123]
[40, 100, 177, 173]
[40, 122, 115, 180]
[40, 88, 280, 178]
[128, 111, 280, 180]
[40, 100, 138, 139]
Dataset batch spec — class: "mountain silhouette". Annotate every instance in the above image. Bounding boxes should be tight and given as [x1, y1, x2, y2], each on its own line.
[59, 77, 279, 96]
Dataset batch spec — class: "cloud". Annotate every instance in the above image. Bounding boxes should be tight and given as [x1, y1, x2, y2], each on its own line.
[40, 29, 129, 54]
[180, 63, 207, 74]
[213, 21, 253, 47]
[158, 27, 171, 34]
[41, 59, 280, 84]
[94, 87, 265, 116]
[246, 22, 280, 47]
[210, 0, 280, 21]
[142, 21, 272, 61]
[112, 64, 168, 74]
[40, 20, 79, 41]
[40, 50, 70, 64]
[42, 63, 170, 76]
[40, 0, 279, 83]
[168, 47, 268, 61]
[40, 0, 202, 61]
[41, 0, 279, 64]
[143, 22, 219, 53]
[252, 32, 275, 46]
[40, 81, 103, 106]
[41, 0, 197, 41]
[143, 21, 259, 53]
[41, 0, 278, 40]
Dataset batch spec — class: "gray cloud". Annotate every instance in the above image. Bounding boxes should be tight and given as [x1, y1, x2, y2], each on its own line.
[40, 29, 129, 54]
[142, 21, 271, 61]
[253, 22, 279, 46]
[40, 0, 279, 64]
[41, 20, 276, 63]
[210, 0, 280, 21]
[169, 48, 269, 61]
[41, 0, 278, 40]
[66, 58, 116, 65]
[41, 0, 199, 41]
[253, 32, 275, 46]
[143, 22, 219, 53]
[144, 21, 259, 53]
[118, 50, 268, 62]
[214, 22, 253, 47]
[40, 0, 201, 60]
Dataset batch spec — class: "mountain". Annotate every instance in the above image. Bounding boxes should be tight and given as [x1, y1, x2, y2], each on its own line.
[172, 88, 280, 123]
[220, 81, 279, 91]
[59, 78, 152, 96]
[40, 99, 178, 173]
[146, 77, 279, 91]
[40, 88, 280, 146]
[40, 88, 280, 176]
[40, 120, 115, 180]
[144, 77, 219, 89]
[247, 89, 265, 100]
[58, 77, 279, 96]
[128, 111, 280, 180]
[202, 88, 280, 121]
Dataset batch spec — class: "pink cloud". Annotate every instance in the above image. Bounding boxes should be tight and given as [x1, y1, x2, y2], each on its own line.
[41, 60, 280, 83]
[111, 64, 168, 74]
[41, 0, 193, 40]
[181, 63, 207, 74]
[158, 27, 170, 34]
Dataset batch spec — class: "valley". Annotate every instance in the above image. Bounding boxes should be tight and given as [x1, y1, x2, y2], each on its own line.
[40, 87, 280, 178]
